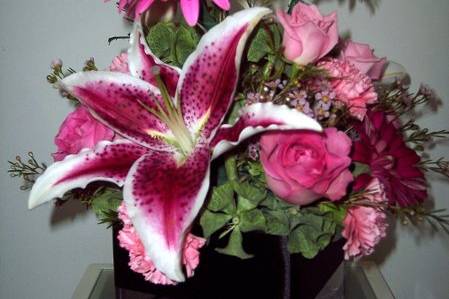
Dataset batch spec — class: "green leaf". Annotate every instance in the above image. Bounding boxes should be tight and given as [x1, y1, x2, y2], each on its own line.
[239, 209, 266, 232]
[247, 26, 272, 63]
[199, 1, 219, 30]
[288, 225, 321, 258]
[319, 202, 347, 224]
[232, 181, 266, 211]
[90, 188, 122, 221]
[216, 227, 253, 259]
[263, 210, 290, 236]
[208, 182, 236, 214]
[260, 193, 293, 210]
[174, 25, 200, 66]
[200, 210, 232, 238]
[352, 162, 371, 177]
[146, 22, 176, 61]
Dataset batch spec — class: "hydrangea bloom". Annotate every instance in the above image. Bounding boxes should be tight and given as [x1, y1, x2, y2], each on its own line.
[342, 178, 388, 259]
[117, 203, 205, 284]
[318, 58, 377, 120]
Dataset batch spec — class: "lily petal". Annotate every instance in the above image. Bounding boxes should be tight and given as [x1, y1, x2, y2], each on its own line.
[176, 7, 271, 139]
[128, 20, 181, 96]
[211, 103, 322, 159]
[60, 71, 174, 151]
[28, 141, 147, 209]
[123, 147, 211, 282]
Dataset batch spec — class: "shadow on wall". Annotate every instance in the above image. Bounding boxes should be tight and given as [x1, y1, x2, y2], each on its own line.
[312, 0, 380, 13]
[50, 198, 90, 231]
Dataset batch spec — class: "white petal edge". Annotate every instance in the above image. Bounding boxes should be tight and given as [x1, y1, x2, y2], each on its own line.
[28, 140, 138, 209]
[212, 103, 322, 159]
[123, 155, 211, 282]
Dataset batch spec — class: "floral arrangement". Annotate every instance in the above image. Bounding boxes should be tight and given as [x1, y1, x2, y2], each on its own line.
[9, 0, 449, 286]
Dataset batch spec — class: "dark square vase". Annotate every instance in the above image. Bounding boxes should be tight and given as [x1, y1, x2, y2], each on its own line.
[113, 225, 344, 299]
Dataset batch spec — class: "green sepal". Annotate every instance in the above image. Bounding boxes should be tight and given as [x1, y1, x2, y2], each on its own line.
[200, 210, 232, 238]
[239, 209, 266, 233]
[216, 227, 253, 259]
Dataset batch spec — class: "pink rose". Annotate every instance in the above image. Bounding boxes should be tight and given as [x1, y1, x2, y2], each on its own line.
[260, 128, 353, 205]
[318, 58, 377, 120]
[52, 106, 115, 161]
[276, 3, 338, 65]
[339, 40, 386, 80]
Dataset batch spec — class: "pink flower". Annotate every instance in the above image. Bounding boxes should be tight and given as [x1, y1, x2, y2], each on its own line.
[342, 178, 388, 259]
[117, 203, 205, 284]
[115, 0, 230, 26]
[108, 53, 129, 73]
[352, 111, 427, 206]
[276, 3, 338, 65]
[339, 40, 386, 80]
[318, 58, 377, 120]
[52, 107, 114, 161]
[260, 128, 353, 205]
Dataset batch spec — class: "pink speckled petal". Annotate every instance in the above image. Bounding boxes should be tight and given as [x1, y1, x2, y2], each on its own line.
[210, 103, 322, 159]
[129, 20, 181, 96]
[176, 7, 271, 140]
[60, 71, 174, 151]
[28, 140, 147, 209]
[123, 147, 211, 282]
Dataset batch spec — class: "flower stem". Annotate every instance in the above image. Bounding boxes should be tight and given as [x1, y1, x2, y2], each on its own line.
[280, 236, 291, 299]
[225, 156, 238, 181]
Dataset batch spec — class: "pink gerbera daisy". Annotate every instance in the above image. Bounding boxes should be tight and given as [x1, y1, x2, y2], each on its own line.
[352, 111, 427, 206]
[116, 0, 231, 26]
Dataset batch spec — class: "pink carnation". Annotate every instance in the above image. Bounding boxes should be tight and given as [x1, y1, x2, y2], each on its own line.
[108, 53, 129, 73]
[52, 107, 114, 161]
[117, 203, 205, 284]
[318, 58, 377, 120]
[342, 178, 388, 259]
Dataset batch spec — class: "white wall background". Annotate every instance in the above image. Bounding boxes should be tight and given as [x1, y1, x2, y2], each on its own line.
[0, 0, 448, 298]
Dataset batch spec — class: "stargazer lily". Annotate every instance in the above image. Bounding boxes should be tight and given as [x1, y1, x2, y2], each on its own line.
[28, 7, 321, 282]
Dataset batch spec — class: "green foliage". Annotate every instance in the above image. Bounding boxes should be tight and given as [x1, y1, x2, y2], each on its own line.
[216, 227, 253, 259]
[247, 24, 281, 63]
[288, 207, 338, 258]
[200, 154, 342, 260]
[90, 188, 123, 226]
[146, 22, 200, 67]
